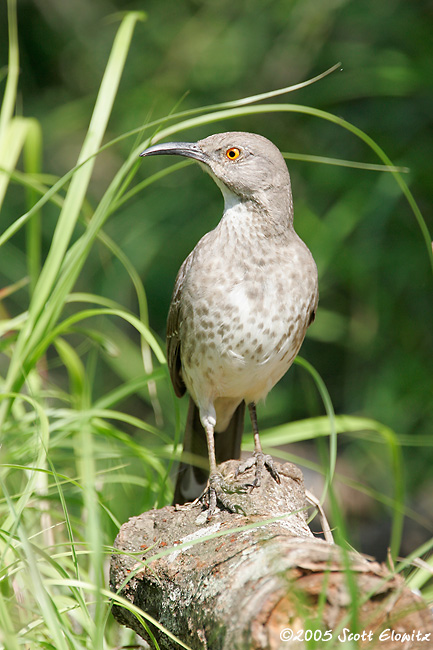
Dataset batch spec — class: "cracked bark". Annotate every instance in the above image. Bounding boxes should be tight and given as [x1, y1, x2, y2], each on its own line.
[110, 460, 433, 649]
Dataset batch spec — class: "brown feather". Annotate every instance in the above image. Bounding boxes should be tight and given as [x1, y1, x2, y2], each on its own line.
[166, 251, 195, 397]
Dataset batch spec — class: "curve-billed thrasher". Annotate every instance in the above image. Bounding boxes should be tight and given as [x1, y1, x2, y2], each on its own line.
[140, 132, 318, 516]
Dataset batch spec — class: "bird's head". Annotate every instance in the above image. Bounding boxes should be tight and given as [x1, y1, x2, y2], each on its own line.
[140, 131, 292, 210]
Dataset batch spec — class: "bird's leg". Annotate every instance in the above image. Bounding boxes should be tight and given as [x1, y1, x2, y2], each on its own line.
[203, 418, 219, 518]
[202, 414, 246, 519]
[235, 402, 281, 487]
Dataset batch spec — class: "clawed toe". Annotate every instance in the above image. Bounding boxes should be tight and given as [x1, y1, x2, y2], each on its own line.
[235, 451, 281, 488]
[202, 473, 247, 520]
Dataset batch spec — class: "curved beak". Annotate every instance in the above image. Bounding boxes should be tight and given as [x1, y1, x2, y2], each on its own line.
[139, 141, 209, 164]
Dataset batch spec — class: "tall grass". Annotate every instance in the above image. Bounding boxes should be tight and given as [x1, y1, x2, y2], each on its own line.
[1, 5, 432, 649]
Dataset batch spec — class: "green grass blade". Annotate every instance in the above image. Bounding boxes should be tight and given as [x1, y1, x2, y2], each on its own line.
[0, 0, 19, 141]
[1, 12, 145, 425]
[0, 166, 75, 249]
[141, 102, 432, 274]
[0, 393, 49, 533]
[294, 357, 337, 500]
[24, 119, 43, 294]
[0, 118, 35, 210]
[282, 151, 409, 173]
[24, 11, 144, 333]
[258, 413, 404, 559]
[28, 307, 166, 368]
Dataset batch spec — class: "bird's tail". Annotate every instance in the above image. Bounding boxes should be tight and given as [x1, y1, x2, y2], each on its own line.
[172, 398, 245, 505]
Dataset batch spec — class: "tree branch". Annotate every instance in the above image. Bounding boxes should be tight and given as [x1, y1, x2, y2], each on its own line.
[110, 460, 433, 649]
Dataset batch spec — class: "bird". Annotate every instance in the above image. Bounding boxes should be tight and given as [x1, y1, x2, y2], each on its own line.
[140, 132, 318, 517]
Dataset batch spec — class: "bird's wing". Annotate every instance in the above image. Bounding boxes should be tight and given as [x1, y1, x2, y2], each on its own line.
[166, 250, 194, 397]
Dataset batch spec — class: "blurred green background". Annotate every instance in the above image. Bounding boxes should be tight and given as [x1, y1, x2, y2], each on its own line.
[1, 0, 432, 561]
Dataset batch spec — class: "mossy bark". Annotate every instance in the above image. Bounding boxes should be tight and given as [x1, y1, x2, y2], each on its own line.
[110, 460, 433, 649]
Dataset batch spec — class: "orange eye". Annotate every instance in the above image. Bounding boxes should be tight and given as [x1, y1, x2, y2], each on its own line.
[226, 147, 240, 160]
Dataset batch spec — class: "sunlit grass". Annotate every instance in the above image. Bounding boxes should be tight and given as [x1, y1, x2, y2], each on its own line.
[0, 4, 432, 649]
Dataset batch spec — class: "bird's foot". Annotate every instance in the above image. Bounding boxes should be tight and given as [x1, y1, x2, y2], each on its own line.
[235, 451, 281, 488]
[202, 472, 247, 520]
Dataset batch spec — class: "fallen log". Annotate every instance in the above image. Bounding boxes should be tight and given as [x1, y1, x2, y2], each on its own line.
[110, 460, 433, 649]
